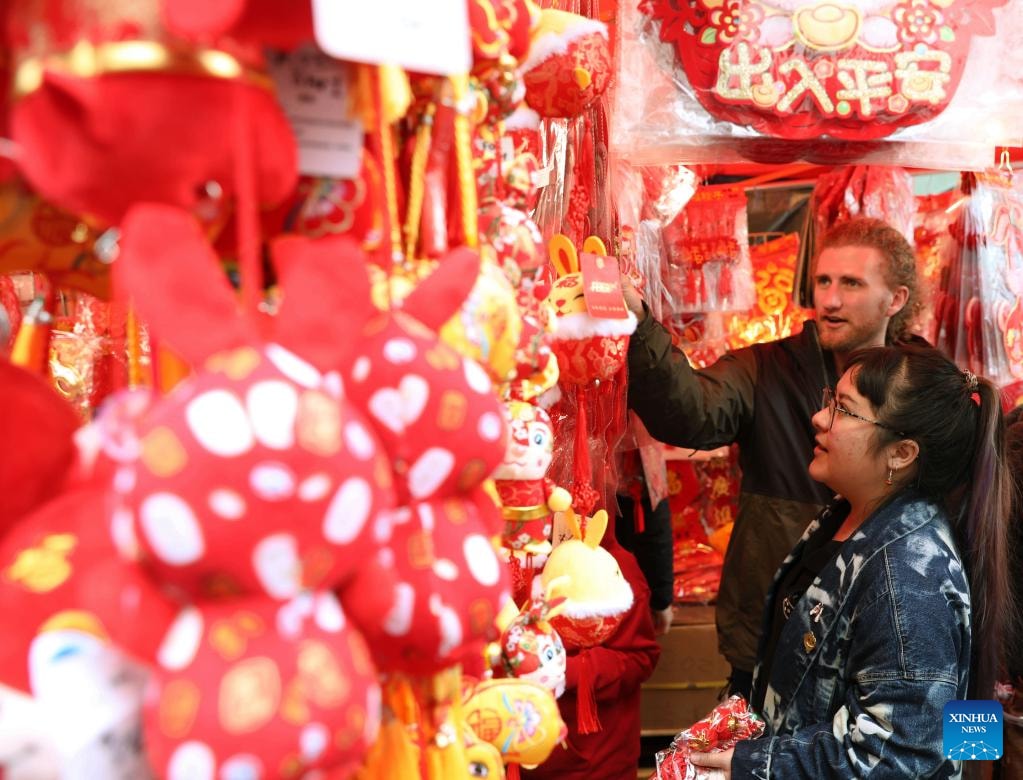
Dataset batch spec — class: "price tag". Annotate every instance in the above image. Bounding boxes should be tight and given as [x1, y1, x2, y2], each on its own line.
[580, 252, 630, 319]
[551, 511, 573, 550]
[533, 165, 553, 189]
[266, 46, 363, 179]
[312, 0, 471, 76]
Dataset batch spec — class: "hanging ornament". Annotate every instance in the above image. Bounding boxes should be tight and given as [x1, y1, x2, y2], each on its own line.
[641, 0, 1009, 141]
[544, 235, 636, 515]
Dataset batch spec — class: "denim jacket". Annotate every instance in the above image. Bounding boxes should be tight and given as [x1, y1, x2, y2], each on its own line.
[731, 492, 971, 778]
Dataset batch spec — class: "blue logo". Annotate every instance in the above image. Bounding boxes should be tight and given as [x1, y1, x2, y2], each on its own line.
[943, 700, 1003, 761]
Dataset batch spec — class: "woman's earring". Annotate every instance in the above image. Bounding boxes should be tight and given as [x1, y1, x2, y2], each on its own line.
[885, 468, 894, 486]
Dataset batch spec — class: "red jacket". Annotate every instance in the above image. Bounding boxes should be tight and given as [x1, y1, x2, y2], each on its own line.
[524, 541, 661, 780]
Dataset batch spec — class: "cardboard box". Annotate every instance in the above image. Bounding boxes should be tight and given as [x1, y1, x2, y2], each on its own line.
[640, 607, 730, 735]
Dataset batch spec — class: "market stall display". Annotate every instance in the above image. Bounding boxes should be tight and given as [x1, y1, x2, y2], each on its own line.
[1, 0, 1021, 778]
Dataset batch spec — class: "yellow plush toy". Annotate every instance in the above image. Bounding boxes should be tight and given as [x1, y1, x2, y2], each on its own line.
[537, 507, 633, 650]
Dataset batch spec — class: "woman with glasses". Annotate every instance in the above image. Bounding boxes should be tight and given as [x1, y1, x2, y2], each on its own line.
[691, 344, 1014, 778]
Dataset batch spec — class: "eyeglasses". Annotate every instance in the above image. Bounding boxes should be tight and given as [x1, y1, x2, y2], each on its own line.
[821, 387, 906, 437]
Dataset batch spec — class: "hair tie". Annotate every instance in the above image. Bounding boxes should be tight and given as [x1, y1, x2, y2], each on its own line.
[963, 369, 978, 391]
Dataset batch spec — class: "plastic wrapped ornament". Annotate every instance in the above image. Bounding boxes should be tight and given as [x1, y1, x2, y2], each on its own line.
[439, 253, 523, 385]
[544, 235, 637, 386]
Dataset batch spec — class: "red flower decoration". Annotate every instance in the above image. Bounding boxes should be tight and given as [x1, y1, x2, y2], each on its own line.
[708, 1, 763, 44]
[894, 0, 944, 44]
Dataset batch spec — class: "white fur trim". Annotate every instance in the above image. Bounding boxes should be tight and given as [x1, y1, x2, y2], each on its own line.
[561, 584, 634, 619]
[550, 310, 637, 341]
[537, 384, 562, 409]
[521, 18, 608, 73]
[506, 106, 541, 131]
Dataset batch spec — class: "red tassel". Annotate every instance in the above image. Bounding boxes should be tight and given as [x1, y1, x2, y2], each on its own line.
[576, 653, 602, 734]
[718, 262, 733, 303]
[632, 484, 645, 534]
[571, 386, 599, 516]
[507, 763, 521, 780]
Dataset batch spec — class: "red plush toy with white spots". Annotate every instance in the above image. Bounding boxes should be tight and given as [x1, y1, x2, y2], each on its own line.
[340, 252, 513, 676]
[96, 204, 396, 778]
[106, 205, 397, 604]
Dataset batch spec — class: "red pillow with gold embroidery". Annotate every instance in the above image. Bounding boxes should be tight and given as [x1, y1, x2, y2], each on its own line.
[642, 0, 1007, 141]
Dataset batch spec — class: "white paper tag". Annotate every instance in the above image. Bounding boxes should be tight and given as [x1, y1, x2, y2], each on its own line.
[533, 165, 553, 189]
[312, 0, 471, 76]
[550, 510, 574, 550]
[266, 46, 363, 179]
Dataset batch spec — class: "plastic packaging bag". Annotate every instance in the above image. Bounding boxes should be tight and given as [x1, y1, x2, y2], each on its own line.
[936, 171, 1023, 386]
[653, 696, 765, 780]
[613, 0, 1023, 169]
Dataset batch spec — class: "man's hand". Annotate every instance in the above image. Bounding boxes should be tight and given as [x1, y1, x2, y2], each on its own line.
[652, 604, 673, 636]
[620, 273, 647, 322]
[689, 747, 734, 778]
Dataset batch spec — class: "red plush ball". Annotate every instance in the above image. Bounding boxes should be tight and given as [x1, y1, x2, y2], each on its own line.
[521, 10, 611, 118]
[344, 312, 508, 505]
[105, 345, 394, 601]
[144, 593, 379, 779]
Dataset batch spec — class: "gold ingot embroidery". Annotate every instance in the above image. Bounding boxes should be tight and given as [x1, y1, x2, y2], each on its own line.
[278, 753, 304, 779]
[437, 390, 468, 431]
[457, 459, 488, 492]
[209, 612, 264, 660]
[5, 534, 76, 592]
[374, 456, 394, 490]
[206, 347, 261, 380]
[210, 622, 248, 661]
[425, 344, 460, 372]
[280, 677, 310, 725]
[444, 498, 469, 525]
[297, 640, 349, 708]
[468, 598, 495, 637]
[803, 631, 817, 653]
[219, 657, 281, 734]
[141, 426, 188, 478]
[159, 678, 201, 739]
[297, 390, 342, 456]
[407, 530, 435, 569]
[348, 630, 374, 678]
[793, 4, 862, 52]
[336, 705, 366, 750]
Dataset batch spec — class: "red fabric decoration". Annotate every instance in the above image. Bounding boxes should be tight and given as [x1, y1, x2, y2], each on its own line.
[143, 593, 379, 779]
[0, 487, 178, 692]
[108, 206, 395, 602]
[162, 0, 314, 50]
[7, 0, 297, 225]
[522, 10, 611, 119]
[342, 492, 507, 676]
[642, 0, 1007, 141]
[0, 360, 80, 526]
[469, 0, 538, 67]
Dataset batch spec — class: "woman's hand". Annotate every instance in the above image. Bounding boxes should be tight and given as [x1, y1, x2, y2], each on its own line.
[689, 747, 734, 778]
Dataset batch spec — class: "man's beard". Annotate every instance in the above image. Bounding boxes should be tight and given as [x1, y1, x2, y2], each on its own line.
[817, 319, 885, 354]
